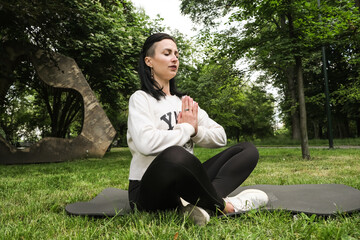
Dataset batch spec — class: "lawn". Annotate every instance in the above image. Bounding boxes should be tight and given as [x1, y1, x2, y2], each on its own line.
[1, 146, 359, 239]
[254, 136, 360, 147]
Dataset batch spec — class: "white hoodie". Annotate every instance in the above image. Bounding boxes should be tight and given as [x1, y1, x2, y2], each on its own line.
[127, 90, 227, 180]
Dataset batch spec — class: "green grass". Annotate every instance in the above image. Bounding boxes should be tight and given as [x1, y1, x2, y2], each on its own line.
[254, 136, 360, 147]
[1, 147, 360, 239]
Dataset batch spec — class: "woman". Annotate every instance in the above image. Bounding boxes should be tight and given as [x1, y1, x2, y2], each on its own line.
[127, 33, 268, 225]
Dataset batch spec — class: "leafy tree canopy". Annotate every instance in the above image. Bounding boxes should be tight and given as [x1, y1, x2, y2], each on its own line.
[0, 0, 158, 143]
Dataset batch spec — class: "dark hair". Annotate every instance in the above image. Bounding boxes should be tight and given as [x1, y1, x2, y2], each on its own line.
[138, 33, 184, 100]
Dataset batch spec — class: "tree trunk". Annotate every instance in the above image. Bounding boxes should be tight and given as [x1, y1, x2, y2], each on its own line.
[313, 120, 319, 139]
[344, 117, 350, 138]
[295, 57, 310, 159]
[286, 66, 301, 140]
[287, 11, 310, 159]
[318, 122, 323, 139]
[336, 121, 342, 138]
[281, 15, 301, 140]
[335, 115, 350, 138]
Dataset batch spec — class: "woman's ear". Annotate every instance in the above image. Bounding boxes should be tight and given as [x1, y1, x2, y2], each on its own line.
[144, 56, 152, 67]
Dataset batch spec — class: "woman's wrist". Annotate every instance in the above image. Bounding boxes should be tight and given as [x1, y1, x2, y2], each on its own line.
[191, 127, 197, 137]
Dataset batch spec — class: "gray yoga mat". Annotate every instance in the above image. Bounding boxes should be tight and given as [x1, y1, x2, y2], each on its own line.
[226, 184, 360, 217]
[65, 184, 360, 217]
[66, 188, 131, 217]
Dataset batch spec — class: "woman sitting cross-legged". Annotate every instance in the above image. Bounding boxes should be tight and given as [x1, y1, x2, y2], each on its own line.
[127, 33, 268, 226]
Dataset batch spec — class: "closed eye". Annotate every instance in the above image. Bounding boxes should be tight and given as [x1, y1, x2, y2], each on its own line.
[163, 49, 179, 58]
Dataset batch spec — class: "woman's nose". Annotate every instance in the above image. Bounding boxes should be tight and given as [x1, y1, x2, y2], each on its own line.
[171, 55, 178, 62]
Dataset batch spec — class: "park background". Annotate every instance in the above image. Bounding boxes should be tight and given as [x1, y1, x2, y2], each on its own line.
[1, 0, 360, 156]
[1, 0, 360, 239]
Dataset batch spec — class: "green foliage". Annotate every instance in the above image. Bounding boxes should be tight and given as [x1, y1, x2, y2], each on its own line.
[0, 0, 157, 142]
[0, 83, 41, 144]
[178, 53, 275, 141]
[180, 0, 360, 139]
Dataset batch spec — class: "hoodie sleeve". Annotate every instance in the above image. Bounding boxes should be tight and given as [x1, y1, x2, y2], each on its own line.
[191, 107, 227, 148]
[127, 91, 195, 156]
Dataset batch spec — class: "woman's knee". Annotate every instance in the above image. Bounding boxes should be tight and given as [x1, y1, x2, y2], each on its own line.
[159, 145, 188, 161]
[233, 142, 259, 164]
[244, 142, 259, 154]
[156, 145, 200, 167]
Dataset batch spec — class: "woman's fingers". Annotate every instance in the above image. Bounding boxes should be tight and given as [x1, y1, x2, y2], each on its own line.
[193, 101, 198, 136]
[179, 96, 199, 136]
[184, 96, 198, 113]
[182, 96, 188, 112]
[182, 96, 192, 113]
[193, 101, 198, 117]
[188, 97, 193, 112]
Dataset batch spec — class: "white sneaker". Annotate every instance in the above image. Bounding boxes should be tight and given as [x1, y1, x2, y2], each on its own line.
[180, 198, 210, 226]
[225, 189, 269, 212]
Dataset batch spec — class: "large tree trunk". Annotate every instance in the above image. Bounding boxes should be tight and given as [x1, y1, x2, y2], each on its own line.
[287, 11, 310, 159]
[286, 66, 301, 140]
[295, 57, 310, 159]
[35, 78, 83, 138]
[280, 15, 301, 140]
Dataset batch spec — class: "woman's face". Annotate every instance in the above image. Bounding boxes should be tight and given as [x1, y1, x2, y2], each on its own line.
[145, 39, 179, 84]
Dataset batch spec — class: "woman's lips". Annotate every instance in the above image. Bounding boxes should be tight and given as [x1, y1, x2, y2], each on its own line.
[169, 65, 177, 71]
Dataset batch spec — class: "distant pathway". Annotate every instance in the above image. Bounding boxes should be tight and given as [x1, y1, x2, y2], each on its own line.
[258, 145, 360, 149]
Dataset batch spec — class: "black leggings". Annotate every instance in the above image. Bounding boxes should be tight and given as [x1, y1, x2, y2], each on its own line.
[128, 142, 259, 212]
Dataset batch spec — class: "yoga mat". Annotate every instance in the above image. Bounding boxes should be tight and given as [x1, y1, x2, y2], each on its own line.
[66, 188, 131, 217]
[65, 184, 360, 217]
[226, 184, 360, 217]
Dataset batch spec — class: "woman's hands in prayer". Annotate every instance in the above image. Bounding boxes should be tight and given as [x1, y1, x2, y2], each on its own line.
[177, 96, 198, 136]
